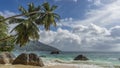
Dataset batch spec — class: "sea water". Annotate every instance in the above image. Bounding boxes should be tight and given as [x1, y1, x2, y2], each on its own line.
[12, 51, 120, 68]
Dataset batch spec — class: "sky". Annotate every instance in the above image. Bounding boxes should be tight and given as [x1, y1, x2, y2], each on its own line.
[0, 0, 120, 52]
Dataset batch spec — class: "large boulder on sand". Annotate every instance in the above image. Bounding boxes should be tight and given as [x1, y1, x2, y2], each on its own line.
[0, 52, 15, 64]
[50, 51, 59, 54]
[12, 53, 44, 67]
[74, 55, 89, 61]
[12, 53, 28, 65]
[29, 53, 44, 66]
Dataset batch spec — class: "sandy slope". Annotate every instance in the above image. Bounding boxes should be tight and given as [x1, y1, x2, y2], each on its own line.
[0, 65, 40, 68]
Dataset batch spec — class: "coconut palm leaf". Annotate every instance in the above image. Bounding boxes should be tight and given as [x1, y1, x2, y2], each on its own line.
[19, 6, 27, 14]
[51, 5, 57, 11]
[35, 2, 60, 30]
[0, 16, 8, 38]
[8, 2, 60, 46]
[9, 18, 26, 24]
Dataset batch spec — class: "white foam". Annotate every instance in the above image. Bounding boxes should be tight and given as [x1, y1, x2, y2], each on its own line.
[108, 58, 118, 61]
[43, 59, 115, 68]
[45, 63, 104, 68]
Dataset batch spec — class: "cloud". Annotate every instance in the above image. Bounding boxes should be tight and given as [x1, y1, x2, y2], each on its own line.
[86, 0, 120, 27]
[1, 0, 120, 52]
[73, 0, 78, 2]
[39, 0, 120, 52]
[88, 0, 116, 6]
[39, 23, 120, 51]
[54, 0, 78, 2]
[54, 0, 61, 2]
[0, 10, 17, 18]
[39, 28, 81, 51]
[60, 17, 73, 22]
[110, 26, 120, 38]
[59, 0, 120, 28]
[88, 0, 103, 6]
[0, 11, 18, 34]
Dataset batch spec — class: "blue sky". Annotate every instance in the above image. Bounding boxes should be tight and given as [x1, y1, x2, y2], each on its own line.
[1, 0, 120, 52]
[0, 0, 90, 20]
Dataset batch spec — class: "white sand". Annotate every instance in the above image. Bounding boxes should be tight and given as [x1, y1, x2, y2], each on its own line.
[0, 64, 104, 68]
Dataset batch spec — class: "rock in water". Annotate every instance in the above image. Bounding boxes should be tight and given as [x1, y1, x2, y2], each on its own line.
[0, 52, 15, 64]
[12, 53, 44, 67]
[74, 55, 89, 61]
[51, 51, 60, 54]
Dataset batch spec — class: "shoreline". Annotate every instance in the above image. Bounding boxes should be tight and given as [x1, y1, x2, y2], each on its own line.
[0, 64, 104, 68]
[0, 62, 120, 68]
[1, 51, 120, 68]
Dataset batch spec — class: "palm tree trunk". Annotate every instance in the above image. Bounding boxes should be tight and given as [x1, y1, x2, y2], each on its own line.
[0, 11, 40, 22]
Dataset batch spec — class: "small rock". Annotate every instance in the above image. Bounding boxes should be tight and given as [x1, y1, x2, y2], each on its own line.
[40, 55, 46, 57]
[51, 51, 59, 54]
[74, 55, 89, 61]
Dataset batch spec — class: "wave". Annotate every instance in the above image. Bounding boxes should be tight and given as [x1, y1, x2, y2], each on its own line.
[108, 58, 118, 61]
[42, 59, 117, 68]
[43, 60, 104, 68]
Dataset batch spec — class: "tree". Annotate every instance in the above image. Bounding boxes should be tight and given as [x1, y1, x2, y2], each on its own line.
[0, 37, 15, 52]
[9, 3, 40, 47]
[0, 16, 8, 38]
[35, 2, 60, 30]
[0, 16, 15, 52]
[8, 2, 60, 47]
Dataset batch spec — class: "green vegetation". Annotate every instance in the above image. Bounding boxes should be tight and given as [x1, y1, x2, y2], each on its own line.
[37, 2, 60, 30]
[0, 38, 14, 52]
[0, 16, 14, 52]
[0, 2, 60, 51]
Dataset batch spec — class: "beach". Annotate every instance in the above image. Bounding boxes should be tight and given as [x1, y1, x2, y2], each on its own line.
[0, 64, 104, 68]
[1, 51, 120, 68]
[0, 0, 120, 68]
[0, 65, 40, 68]
[7, 51, 120, 68]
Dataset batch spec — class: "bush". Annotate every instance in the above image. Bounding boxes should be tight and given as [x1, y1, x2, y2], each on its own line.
[0, 38, 15, 52]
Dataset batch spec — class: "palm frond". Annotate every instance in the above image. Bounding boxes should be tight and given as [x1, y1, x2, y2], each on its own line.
[51, 5, 58, 11]
[8, 2, 60, 47]
[42, 2, 50, 11]
[19, 6, 27, 14]
[9, 18, 26, 24]
[28, 3, 34, 12]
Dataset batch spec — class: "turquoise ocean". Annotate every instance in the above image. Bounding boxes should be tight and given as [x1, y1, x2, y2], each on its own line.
[12, 51, 120, 68]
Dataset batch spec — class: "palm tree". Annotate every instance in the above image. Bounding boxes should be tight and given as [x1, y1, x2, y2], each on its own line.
[35, 2, 60, 30]
[9, 2, 60, 47]
[0, 15, 15, 51]
[0, 16, 8, 38]
[9, 3, 40, 47]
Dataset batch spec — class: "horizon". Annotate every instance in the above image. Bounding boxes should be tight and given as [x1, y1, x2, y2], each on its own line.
[0, 0, 120, 52]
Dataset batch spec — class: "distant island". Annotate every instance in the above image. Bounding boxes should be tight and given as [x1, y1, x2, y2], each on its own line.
[14, 41, 60, 51]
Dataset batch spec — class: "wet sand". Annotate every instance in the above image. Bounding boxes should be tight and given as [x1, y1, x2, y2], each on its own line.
[0, 65, 75, 68]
